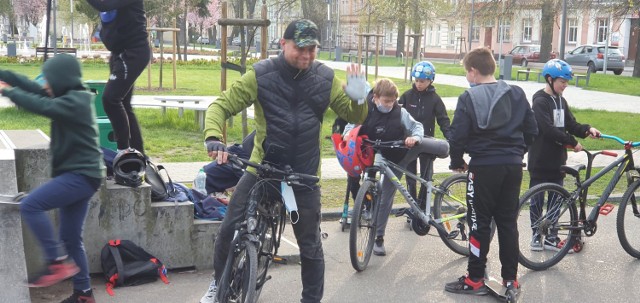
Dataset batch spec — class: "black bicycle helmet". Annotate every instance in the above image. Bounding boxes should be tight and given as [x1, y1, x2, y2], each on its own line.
[113, 148, 146, 187]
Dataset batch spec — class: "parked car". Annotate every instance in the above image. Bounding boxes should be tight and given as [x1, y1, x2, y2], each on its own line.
[508, 44, 557, 67]
[564, 45, 625, 75]
[231, 36, 241, 46]
[197, 36, 209, 44]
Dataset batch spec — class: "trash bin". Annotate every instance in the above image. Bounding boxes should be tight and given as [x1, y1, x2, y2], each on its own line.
[500, 54, 513, 81]
[97, 118, 117, 150]
[85, 80, 108, 119]
[6, 41, 16, 57]
[335, 46, 342, 62]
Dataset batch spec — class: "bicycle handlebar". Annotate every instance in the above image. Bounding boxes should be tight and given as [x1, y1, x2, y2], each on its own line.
[362, 138, 406, 149]
[600, 134, 640, 148]
[227, 154, 320, 184]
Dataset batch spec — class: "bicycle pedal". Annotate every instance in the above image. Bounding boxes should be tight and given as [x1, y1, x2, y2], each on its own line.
[599, 203, 615, 215]
[273, 256, 287, 264]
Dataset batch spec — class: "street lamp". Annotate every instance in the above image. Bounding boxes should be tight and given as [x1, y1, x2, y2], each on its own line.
[70, 0, 74, 47]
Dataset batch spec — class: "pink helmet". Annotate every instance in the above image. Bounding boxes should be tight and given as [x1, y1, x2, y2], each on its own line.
[331, 126, 374, 177]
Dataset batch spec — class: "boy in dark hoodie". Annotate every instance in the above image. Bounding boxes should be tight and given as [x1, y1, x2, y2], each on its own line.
[445, 47, 538, 298]
[399, 61, 451, 207]
[85, 0, 150, 154]
[0, 54, 104, 303]
[527, 59, 600, 251]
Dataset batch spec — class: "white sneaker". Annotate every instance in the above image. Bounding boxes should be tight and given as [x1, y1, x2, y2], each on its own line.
[199, 279, 217, 303]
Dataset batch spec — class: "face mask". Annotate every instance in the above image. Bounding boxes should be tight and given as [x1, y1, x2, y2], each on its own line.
[377, 104, 392, 113]
[468, 82, 478, 87]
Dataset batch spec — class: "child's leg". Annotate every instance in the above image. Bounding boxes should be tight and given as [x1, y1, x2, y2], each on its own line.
[375, 169, 402, 238]
[58, 175, 101, 291]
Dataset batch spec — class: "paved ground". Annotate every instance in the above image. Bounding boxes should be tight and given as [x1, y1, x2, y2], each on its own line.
[31, 217, 640, 302]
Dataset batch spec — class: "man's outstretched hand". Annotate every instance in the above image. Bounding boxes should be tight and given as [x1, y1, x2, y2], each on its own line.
[344, 63, 370, 104]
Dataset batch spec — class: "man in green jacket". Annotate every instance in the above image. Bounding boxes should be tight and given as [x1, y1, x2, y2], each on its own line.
[199, 19, 368, 303]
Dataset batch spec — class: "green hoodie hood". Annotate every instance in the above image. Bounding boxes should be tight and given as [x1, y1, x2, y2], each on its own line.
[42, 54, 84, 97]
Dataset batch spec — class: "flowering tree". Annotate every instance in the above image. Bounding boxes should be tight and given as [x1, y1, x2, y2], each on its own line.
[13, 0, 47, 38]
[187, 0, 220, 43]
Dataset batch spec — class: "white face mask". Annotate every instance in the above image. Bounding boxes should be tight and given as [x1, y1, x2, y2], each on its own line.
[377, 104, 392, 113]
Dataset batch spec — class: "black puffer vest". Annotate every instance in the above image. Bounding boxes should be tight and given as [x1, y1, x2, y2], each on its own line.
[360, 96, 406, 163]
[253, 56, 334, 176]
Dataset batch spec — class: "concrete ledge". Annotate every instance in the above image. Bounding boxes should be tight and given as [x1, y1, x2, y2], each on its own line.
[0, 200, 31, 302]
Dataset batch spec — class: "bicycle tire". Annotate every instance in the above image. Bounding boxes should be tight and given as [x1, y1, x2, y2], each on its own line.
[217, 238, 258, 303]
[349, 180, 378, 272]
[433, 173, 470, 256]
[517, 183, 578, 271]
[255, 205, 280, 297]
[617, 179, 640, 258]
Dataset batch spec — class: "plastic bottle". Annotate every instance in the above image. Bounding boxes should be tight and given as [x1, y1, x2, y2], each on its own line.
[193, 168, 207, 195]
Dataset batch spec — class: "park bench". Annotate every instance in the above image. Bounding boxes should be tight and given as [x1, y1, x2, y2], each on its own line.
[572, 65, 592, 87]
[132, 96, 216, 130]
[516, 68, 544, 82]
[342, 50, 372, 64]
[35, 47, 77, 57]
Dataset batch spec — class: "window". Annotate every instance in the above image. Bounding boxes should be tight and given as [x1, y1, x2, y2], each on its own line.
[596, 18, 609, 44]
[568, 18, 578, 44]
[427, 25, 434, 46]
[522, 19, 532, 42]
[472, 22, 480, 42]
[498, 19, 511, 42]
[449, 25, 456, 45]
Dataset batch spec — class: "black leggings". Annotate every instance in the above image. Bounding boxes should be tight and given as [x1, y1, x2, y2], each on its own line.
[103, 45, 150, 152]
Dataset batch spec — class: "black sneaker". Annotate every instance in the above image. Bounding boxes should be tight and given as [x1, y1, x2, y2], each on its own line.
[373, 236, 386, 256]
[530, 234, 542, 251]
[60, 289, 95, 303]
[444, 275, 488, 295]
[544, 237, 574, 253]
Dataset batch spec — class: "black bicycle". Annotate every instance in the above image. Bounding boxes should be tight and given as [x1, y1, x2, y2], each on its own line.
[216, 154, 319, 303]
[517, 134, 640, 270]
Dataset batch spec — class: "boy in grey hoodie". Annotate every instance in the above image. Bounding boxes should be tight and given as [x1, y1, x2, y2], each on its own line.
[444, 47, 538, 298]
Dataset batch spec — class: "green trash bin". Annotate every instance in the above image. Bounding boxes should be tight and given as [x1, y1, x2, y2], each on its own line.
[85, 80, 108, 119]
[97, 117, 117, 150]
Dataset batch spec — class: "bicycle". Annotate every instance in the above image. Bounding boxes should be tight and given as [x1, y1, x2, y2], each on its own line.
[216, 154, 319, 303]
[517, 134, 640, 270]
[349, 137, 472, 272]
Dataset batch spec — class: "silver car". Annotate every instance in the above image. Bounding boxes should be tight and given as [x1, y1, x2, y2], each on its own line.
[564, 45, 625, 75]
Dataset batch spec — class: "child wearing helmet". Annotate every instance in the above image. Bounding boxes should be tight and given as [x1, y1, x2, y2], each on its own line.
[527, 59, 600, 251]
[341, 78, 424, 256]
[399, 61, 451, 207]
[0, 54, 104, 302]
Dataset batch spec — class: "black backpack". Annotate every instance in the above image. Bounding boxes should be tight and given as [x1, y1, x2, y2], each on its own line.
[101, 239, 169, 296]
[145, 161, 173, 202]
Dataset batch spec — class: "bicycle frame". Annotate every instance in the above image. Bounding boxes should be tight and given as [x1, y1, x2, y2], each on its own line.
[364, 149, 463, 238]
[563, 136, 640, 235]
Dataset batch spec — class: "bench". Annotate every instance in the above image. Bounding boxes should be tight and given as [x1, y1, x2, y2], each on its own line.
[516, 68, 544, 82]
[35, 47, 77, 57]
[132, 96, 216, 130]
[571, 66, 592, 87]
[342, 50, 372, 64]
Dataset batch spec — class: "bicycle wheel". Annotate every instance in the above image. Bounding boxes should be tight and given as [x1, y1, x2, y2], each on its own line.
[434, 173, 470, 256]
[517, 183, 578, 271]
[349, 180, 378, 272]
[255, 215, 276, 296]
[217, 239, 258, 303]
[617, 179, 640, 258]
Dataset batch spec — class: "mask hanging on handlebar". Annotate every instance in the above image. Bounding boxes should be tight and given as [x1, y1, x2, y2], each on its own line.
[281, 182, 300, 224]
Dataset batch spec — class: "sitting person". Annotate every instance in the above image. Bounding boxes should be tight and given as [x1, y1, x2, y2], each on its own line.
[204, 131, 255, 195]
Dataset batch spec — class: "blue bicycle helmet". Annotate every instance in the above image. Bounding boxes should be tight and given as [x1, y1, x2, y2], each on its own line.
[542, 59, 573, 81]
[411, 61, 436, 81]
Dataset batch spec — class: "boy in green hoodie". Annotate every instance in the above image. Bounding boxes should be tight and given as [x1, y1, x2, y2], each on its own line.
[0, 54, 104, 303]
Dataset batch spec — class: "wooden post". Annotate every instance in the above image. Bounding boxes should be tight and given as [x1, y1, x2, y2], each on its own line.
[172, 20, 177, 90]
[220, 2, 228, 143]
[147, 19, 151, 90]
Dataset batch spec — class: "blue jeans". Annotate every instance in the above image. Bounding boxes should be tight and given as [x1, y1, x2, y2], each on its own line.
[20, 172, 101, 291]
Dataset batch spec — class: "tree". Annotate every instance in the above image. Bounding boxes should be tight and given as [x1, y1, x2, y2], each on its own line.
[13, 0, 47, 39]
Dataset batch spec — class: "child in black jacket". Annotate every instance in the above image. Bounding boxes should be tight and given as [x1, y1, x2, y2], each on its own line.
[399, 61, 451, 206]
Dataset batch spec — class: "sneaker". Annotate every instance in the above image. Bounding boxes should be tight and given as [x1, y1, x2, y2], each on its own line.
[199, 278, 217, 303]
[530, 234, 542, 251]
[28, 260, 80, 288]
[444, 275, 488, 295]
[373, 236, 386, 256]
[544, 238, 575, 254]
[60, 289, 95, 303]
